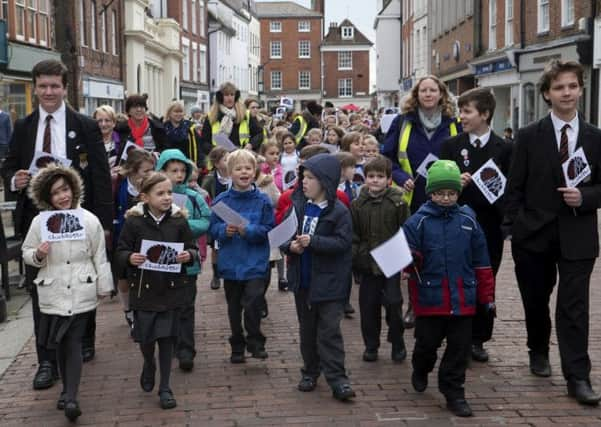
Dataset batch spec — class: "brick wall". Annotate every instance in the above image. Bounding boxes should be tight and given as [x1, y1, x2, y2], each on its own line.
[523, 0, 592, 45]
[169, 0, 208, 85]
[322, 50, 370, 98]
[431, 16, 475, 76]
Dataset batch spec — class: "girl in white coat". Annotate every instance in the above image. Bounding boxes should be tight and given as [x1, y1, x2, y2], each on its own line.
[22, 164, 113, 422]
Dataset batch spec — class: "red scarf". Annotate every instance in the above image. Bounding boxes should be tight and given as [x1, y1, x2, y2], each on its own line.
[128, 116, 149, 147]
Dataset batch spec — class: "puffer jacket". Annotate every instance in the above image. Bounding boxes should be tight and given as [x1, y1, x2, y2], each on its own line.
[22, 165, 113, 316]
[282, 153, 352, 303]
[351, 185, 409, 276]
[116, 202, 198, 311]
[403, 200, 495, 316]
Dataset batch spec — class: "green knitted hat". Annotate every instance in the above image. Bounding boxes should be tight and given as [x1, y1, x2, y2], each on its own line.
[425, 160, 462, 194]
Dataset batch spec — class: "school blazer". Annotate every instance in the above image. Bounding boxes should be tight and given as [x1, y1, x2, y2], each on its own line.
[503, 114, 601, 260]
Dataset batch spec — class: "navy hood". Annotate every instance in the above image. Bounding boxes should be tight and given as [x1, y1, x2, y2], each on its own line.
[298, 153, 341, 206]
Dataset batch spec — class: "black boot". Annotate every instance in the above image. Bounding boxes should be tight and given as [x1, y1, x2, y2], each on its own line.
[33, 361, 56, 390]
[210, 264, 221, 290]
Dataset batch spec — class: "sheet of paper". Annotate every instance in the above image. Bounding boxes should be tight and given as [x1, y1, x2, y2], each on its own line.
[282, 165, 297, 191]
[211, 201, 249, 226]
[172, 193, 188, 209]
[139, 239, 184, 273]
[380, 114, 396, 134]
[472, 158, 507, 204]
[29, 151, 72, 175]
[562, 147, 591, 188]
[320, 143, 339, 153]
[213, 133, 238, 152]
[119, 141, 138, 163]
[369, 228, 413, 278]
[280, 97, 294, 109]
[268, 210, 298, 249]
[416, 153, 439, 178]
[39, 209, 86, 242]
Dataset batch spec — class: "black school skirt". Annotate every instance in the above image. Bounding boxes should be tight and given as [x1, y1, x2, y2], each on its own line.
[132, 309, 180, 345]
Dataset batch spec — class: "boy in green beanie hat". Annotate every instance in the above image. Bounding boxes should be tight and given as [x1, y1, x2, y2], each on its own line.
[403, 159, 496, 417]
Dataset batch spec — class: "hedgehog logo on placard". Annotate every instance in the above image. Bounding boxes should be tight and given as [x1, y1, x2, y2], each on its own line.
[567, 156, 587, 180]
[46, 213, 83, 234]
[146, 244, 178, 265]
[36, 155, 58, 169]
[284, 170, 297, 186]
[480, 167, 503, 196]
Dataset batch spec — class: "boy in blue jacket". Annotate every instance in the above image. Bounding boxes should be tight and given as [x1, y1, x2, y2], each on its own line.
[209, 149, 274, 363]
[157, 149, 211, 371]
[403, 160, 495, 417]
[282, 153, 355, 402]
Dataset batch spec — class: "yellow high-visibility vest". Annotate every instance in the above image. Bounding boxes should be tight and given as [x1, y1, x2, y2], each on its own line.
[293, 115, 308, 145]
[211, 118, 250, 147]
[397, 119, 458, 205]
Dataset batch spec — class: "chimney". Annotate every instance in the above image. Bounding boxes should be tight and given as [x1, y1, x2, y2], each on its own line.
[330, 21, 337, 29]
[311, 0, 324, 15]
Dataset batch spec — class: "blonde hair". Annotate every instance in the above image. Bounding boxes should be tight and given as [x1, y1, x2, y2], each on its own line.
[260, 139, 280, 156]
[402, 75, 456, 117]
[227, 149, 257, 175]
[164, 100, 185, 123]
[208, 82, 246, 124]
[93, 104, 116, 122]
[363, 135, 378, 147]
[305, 128, 322, 141]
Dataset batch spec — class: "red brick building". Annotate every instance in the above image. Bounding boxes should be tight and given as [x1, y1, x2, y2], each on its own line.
[321, 19, 372, 108]
[256, 1, 323, 112]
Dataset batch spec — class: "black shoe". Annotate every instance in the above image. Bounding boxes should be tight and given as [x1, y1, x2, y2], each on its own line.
[230, 352, 246, 364]
[140, 361, 156, 392]
[82, 347, 95, 363]
[446, 398, 473, 417]
[344, 303, 355, 318]
[567, 379, 601, 405]
[64, 400, 82, 421]
[529, 351, 551, 377]
[411, 370, 428, 392]
[298, 376, 317, 392]
[471, 343, 489, 362]
[362, 349, 378, 362]
[260, 305, 269, 319]
[210, 276, 221, 290]
[33, 361, 56, 390]
[56, 392, 66, 410]
[158, 389, 177, 409]
[332, 383, 356, 401]
[403, 307, 415, 329]
[278, 279, 288, 291]
[249, 348, 268, 360]
[391, 343, 407, 363]
[178, 357, 194, 372]
[124, 311, 134, 328]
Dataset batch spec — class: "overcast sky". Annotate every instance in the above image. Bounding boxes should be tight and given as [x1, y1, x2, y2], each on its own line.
[256, 0, 379, 90]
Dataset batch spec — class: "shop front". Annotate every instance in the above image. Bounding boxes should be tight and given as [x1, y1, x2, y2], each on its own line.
[82, 77, 125, 116]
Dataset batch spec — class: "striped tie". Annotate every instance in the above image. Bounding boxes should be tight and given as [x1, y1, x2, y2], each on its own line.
[559, 124, 570, 164]
[43, 114, 53, 154]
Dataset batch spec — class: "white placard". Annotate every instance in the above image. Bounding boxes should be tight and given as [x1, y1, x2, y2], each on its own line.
[211, 201, 249, 227]
[172, 193, 188, 209]
[119, 141, 138, 163]
[39, 209, 86, 242]
[369, 228, 413, 279]
[416, 153, 439, 178]
[562, 147, 591, 188]
[139, 239, 184, 273]
[282, 165, 297, 191]
[380, 114, 397, 134]
[213, 133, 238, 152]
[29, 151, 72, 175]
[472, 158, 507, 204]
[268, 210, 298, 249]
[320, 143, 339, 153]
[279, 97, 294, 110]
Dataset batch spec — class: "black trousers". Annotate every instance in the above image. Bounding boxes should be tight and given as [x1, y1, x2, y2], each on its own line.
[472, 215, 503, 345]
[412, 316, 472, 400]
[358, 273, 404, 351]
[223, 278, 266, 354]
[28, 265, 96, 365]
[294, 288, 349, 388]
[57, 312, 90, 402]
[176, 279, 197, 360]
[512, 242, 594, 381]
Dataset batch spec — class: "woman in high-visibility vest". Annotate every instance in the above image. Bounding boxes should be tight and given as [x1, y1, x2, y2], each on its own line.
[199, 82, 263, 159]
[382, 75, 461, 214]
[289, 100, 323, 148]
[381, 75, 461, 330]
[163, 100, 201, 167]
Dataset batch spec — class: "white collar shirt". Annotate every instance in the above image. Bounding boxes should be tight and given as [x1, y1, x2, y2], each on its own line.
[550, 111, 579, 157]
[36, 101, 67, 157]
[469, 128, 491, 148]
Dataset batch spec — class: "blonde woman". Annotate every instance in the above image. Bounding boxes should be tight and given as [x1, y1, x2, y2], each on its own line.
[93, 105, 120, 172]
[163, 100, 201, 167]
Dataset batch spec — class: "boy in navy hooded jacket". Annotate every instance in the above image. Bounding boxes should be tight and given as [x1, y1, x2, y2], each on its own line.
[282, 153, 355, 402]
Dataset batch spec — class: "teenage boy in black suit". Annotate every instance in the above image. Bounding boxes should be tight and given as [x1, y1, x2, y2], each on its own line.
[504, 60, 601, 405]
[1, 60, 112, 390]
[440, 87, 512, 363]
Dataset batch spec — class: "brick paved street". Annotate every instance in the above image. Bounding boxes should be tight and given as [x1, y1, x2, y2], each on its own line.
[1, 245, 601, 426]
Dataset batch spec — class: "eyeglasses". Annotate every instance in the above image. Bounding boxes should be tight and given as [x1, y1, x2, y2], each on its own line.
[432, 190, 459, 199]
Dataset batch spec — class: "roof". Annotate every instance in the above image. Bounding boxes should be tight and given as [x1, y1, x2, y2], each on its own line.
[255, 1, 322, 18]
[322, 19, 373, 46]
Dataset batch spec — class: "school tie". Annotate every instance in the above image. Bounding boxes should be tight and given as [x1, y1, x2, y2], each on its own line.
[559, 124, 570, 164]
[43, 114, 53, 154]
[474, 138, 481, 149]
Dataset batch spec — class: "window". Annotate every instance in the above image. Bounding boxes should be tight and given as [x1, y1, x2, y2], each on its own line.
[199, 1, 205, 37]
[192, 44, 198, 82]
[562, 0, 574, 27]
[338, 51, 352, 70]
[538, 0, 549, 33]
[271, 71, 282, 90]
[16, 0, 25, 39]
[338, 78, 353, 97]
[298, 21, 310, 32]
[182, 40, 190, 81]
[489, 0, 497, 50]
[199, 48, 207, 83]
[27, 0, 36, 42]
[298, 40, 310, 58]
[100, 8, 107, 51]
[505, 0, 513, 46]
[38, 0, 48, 46]
[90, 1, 97, 49]
[191, 0, 197, 34]
[1, 0, 7, 21]
[182, 0, 188, 31]
[298, 71, 310, 90]
[111, 10, 118, 54]
[270, 21, 281, 32]
[78, 0, 87, 45]
[341, 26, 353, 39]
[270, 41, 281, 58]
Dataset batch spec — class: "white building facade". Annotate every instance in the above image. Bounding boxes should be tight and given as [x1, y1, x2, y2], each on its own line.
[374, 0, 401, 109]
[248, 9, 261, 99]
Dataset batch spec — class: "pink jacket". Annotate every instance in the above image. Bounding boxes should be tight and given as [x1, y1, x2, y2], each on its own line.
[261, 163, 283, 192]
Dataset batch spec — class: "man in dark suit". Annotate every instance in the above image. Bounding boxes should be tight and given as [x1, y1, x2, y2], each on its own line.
[440, 87, 512, 363]
[1, 60, 112, 390]
[504, 60, 601, 405]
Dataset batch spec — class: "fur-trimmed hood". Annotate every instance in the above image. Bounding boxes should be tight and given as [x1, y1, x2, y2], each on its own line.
[125, 201, 188, 219]
[28, 164, 84, 211]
